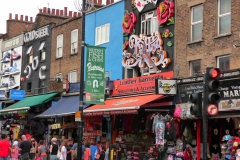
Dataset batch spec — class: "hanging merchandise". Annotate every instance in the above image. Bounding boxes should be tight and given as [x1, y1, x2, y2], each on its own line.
[152, 113, 166, 145]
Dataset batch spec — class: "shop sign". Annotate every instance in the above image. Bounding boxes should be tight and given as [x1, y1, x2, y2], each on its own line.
[0, 90, 7, 100]
[84, 116, 102, 137]
[156, 79, 176, 95]
[178, 83, 203, 103]
[51, 123, 61, 129]
[112, 71, 173, 96]
[85, 46, 105, 104]
[48, 81, 63, 92]
[24, 25, 49, 43]
[1, 34, 24, 51]
[84, 109, 138, 116]
[10, 90, 25, 100]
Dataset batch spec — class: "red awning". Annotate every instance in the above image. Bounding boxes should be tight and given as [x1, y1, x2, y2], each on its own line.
[84, 94, 163, 115]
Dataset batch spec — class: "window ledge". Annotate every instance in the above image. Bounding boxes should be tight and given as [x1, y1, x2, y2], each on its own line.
[56, 57, 62, 60]
[213, 33, 232, 39]
[70, 53, 78, 56]
[186, 40, 204, 45]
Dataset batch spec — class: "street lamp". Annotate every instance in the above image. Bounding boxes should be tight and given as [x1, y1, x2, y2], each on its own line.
[74, 0, 94, 159]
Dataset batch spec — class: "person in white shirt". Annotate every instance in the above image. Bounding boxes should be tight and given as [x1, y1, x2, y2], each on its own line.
[59, 141, 67, 160]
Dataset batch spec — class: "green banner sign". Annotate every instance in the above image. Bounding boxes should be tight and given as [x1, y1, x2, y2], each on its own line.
[85, 46, 105, 104]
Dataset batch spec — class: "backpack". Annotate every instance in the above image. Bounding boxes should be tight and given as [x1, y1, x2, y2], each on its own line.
[183, 147, 192, 160]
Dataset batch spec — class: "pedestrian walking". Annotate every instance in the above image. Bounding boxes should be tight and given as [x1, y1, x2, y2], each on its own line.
[19, 135, 32, 160]
[49, 138, 58, 160]
[59, 141, 67, 160]
[0, 134, 11, 160]
[11, 141, 19, 160]
[38, 140, 47, 160]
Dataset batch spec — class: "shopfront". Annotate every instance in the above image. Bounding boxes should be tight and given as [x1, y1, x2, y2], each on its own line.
[176, 69, 240, 160]
[84, 71, 176, 159]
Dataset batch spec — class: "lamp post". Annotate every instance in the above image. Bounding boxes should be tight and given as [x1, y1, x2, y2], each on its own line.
[75, 0, 94, 159]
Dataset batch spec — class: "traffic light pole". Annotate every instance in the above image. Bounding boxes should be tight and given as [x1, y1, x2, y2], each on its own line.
[202, 74, 208, 160]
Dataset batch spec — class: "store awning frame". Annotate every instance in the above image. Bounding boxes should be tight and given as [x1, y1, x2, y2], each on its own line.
[0, 92, 58, 115]
[83, 94, 165, 114]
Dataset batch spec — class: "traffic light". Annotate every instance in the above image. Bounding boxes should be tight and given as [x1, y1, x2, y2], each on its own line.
[204, 67, 221, 115]
[189, 93, 202, 117]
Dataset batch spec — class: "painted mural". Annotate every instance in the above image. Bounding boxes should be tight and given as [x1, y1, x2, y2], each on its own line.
[123, 0, 175, 75]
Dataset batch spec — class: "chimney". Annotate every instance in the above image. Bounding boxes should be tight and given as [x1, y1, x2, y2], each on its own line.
[9, 13, 12, 20]
[60, 10, 64, 16]
[47, 8, 51, 14]
[98, 0, 102, 5]
[56, 9, 60, 16]
[106, 0, 110, 5]
[39, 9, 43, 13]
[69, 11, 72, 17]
[20, 15, 24, 21]
[25, 16, 28, 21]
[111, 0, 114, 4]
[43, 7, 47, 13]
[15, 14, 18, 20]
[78, 12, 81, 17]
[52, 9, 56, 15]
[94, 0, 97, 4]
[64, 7, 68, 16]
[30, 17, 33, 22]
[73, 12, 77, 17]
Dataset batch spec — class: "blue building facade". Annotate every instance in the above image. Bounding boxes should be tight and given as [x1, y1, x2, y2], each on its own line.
[85, 1, 124, 80]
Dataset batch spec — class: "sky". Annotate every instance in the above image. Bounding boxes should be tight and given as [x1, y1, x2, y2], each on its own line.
[0, 0, 95, 34]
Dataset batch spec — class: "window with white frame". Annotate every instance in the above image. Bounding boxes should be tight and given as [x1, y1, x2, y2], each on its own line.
[39, 41, 46, 51]
[71, 29, 78, 54]
[190, 60, 201, 76]
[69, 71, 77, 83]
[95, 24, 110, 45]
[217, 55, 230, 71]
[141, 11, 158, 35]
[218, 0, 231, 35]
[29, 55, 33, 64]
[56, 34, 63, 58]
[55, 73, 63, 82]
[191, 5, 203, 41]
[39, 41, 46, 61]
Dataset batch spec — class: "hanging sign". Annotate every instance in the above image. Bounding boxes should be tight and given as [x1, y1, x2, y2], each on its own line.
[156, 79, 176, 95]
[85, 46, 105, 104]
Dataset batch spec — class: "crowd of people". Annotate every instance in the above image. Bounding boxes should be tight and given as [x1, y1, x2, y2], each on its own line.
[0, 134, 109, 160]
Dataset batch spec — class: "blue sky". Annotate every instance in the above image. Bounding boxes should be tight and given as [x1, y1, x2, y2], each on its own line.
[0, 0, 89, 33]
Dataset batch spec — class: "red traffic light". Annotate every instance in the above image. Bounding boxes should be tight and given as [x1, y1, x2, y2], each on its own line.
[209, 68, 221, 79]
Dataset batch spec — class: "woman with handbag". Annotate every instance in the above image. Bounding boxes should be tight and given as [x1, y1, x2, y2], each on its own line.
[84, 142, 91, 160]
[38, 140, 47, 160]
[50, 138, 58, 160]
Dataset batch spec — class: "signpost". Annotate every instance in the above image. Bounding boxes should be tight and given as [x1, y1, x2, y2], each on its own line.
[85, 46, 105, 104]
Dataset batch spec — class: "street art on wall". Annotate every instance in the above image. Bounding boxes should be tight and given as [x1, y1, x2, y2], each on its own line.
[122, 11, 137, 35]
[122, 32, 171, 74]
[133, 0, 158, 12]
[157, 0, 174, 26]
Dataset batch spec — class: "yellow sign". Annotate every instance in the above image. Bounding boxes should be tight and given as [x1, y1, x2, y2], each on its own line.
[75, 111, 81, 121]
[51, 123, 61, 129]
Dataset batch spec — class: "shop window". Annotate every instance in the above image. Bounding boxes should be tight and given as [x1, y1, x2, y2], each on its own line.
[141, 10, 158, 36]
[125, 68, 139, 78]
[71, 29, 78, 54]
[27, 82, 32, 92]
[217, 55, 230, 71]
[218, 0, 231, 35]
[69, 70, 77, 83]
[56, 34, 63, 58]
[190, 60, 201, 76]
[191, 5, 203, 41]
[95, 24, 110, 45]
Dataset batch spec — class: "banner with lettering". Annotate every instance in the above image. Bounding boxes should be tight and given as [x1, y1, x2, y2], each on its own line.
[85, 46, 105, 104]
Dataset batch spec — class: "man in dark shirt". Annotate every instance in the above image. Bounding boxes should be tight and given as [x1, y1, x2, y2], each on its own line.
[19, 135, 32, 155]
[143, 147, 155, 160]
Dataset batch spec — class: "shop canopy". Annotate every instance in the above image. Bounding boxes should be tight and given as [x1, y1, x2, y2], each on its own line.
[37, 95, 89, 117]
[84, 94, 164, 115]
[0, 92, 58, 115]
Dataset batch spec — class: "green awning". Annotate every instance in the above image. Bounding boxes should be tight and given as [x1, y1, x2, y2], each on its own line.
[0, 92, 58, 115]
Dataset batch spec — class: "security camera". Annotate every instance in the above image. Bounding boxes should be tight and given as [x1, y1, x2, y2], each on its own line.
[233, 44, 237, 48]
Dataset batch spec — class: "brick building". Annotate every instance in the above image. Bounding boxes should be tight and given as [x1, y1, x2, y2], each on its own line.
[174, 0, 240, 78]
[50, 15, 81, 85]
